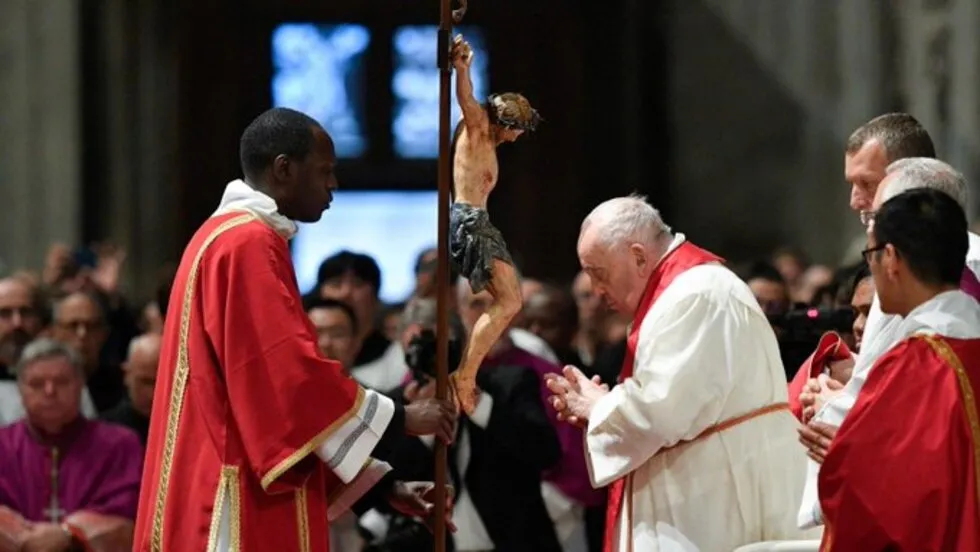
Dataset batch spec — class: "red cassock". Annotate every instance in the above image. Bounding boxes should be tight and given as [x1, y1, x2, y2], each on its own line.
[818, 335, 980, 551]
[133, 211, 382, 552]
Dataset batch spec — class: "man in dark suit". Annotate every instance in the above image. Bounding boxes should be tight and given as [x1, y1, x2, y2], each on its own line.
[377, 297, 562, 552]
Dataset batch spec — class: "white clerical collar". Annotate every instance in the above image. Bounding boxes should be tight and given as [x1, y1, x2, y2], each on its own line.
[653, 232, 686, 269]
[212, 179, 298, 239]
[902, 289, 980, 340]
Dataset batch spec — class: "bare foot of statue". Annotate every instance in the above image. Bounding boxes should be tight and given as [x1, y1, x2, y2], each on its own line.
[448, 34, 541, 415]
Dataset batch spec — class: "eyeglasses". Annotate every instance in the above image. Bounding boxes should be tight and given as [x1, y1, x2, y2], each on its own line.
[861, 244, 886, 263]
[859, 210, 876, 227]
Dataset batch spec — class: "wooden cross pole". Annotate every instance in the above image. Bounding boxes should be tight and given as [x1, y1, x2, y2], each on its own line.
[433, 0, 465, 550]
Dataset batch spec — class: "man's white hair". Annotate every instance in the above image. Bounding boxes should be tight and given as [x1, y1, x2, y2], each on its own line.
[580, 194, 671, 249]
[882, 157, 969, 211]
[13, 337, 84, 380]
[127, 333, 161, 360]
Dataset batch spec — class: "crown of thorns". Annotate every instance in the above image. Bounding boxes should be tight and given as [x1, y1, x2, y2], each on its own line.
[488, 94, 542, 132]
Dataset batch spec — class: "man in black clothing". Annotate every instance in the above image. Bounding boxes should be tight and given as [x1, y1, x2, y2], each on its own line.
[50, 291, 126, 412]
[101, 333, 159, 444]
[380, 297, 562, 552]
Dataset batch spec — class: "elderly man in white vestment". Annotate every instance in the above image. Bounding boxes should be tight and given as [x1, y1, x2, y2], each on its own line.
[796, 157, 980, 530]
[546, 195, 812, 552]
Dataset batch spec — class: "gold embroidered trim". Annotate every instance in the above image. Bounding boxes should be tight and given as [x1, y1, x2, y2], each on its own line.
[295, 486, 310, 552]
[921, 335, 980, 513]
[205, 471, 227, 551]
[260, 386, 366, 491]
[227, 466, 241, 552]
[149, 213, 257, 551]
[206, 466, 242, 552]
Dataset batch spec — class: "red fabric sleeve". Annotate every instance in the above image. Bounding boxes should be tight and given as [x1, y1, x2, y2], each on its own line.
[202, 223, 363, 494]
[818, 337, 971, 551]
[787, 332, 850, 421]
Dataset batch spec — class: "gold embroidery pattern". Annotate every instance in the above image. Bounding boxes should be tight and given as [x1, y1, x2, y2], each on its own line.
[227, 466, 241, 552]
[922, 335, 980, 511]
[205, 470, 228, 551]
[150, 214, 257, 552]
[295, 486, 310, 552]
[206, 466, 242, 552]
[260, 386, 366, 491]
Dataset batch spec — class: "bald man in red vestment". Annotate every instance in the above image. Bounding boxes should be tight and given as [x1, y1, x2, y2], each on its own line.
[817, 188, 980, 551]
[133, 108, 457, 552]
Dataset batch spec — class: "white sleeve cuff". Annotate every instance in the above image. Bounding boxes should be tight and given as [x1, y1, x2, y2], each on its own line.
[315, 389, 395, 483]
[469, 392, 494, 428]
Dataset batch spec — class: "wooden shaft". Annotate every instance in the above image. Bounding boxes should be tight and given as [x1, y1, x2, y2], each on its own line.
[433, 0, 454, 549]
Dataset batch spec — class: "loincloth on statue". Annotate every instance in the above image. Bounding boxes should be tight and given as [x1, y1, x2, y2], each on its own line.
[450, 202, 514, 293]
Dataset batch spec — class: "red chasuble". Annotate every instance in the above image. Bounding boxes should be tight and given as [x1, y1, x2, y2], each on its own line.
[786, 332, 852, 421]
[603, 241, 724, 552]
[818, 335, 980, 551]
[133, 212, 368, 552]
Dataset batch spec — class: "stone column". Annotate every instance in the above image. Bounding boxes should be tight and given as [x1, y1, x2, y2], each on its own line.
[0, 0, 82, 274]
[85, 0, 180, 300]
[895, 1, 952, 155]
[948, 0, 980, 221]
[837, 0, 890, 136]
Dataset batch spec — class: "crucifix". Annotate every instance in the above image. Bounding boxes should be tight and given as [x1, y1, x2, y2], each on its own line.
[433, 0, 467, 550]
[43, 447, 66, 522]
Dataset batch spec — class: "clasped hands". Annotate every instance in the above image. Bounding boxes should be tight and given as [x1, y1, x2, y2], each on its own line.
[544, 365, 609, 428]
[797, 374, 844, 464]
[0, 506, 73, 552]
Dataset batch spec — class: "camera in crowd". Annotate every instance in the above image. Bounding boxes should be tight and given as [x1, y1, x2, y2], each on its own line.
[768, 306, 855, 376]
[404, 328, 464, 384]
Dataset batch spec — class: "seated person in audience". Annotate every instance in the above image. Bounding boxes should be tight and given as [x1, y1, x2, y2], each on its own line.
[50, 291, 125, 413]
[315, 251, 387, 365]
[523, 283, 587, 370]
[305, 297, 359, 376]
[0, 277, 45, 379]
[0, 278, 99, 424]
[383, 297, 562, 552]
[571, 271, 623, 367]
[101, 333, 160, 445]
[0, 338, 143, 552]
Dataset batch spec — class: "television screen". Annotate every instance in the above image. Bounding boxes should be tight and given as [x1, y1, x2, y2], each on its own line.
[292, 190, 439, 303]
[391, 25, 489, 159]
[271, 23, 371, 158]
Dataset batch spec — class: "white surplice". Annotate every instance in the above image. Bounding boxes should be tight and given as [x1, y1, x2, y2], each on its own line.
[586, 235, 814, 552]
[797, 233, 980, 528]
